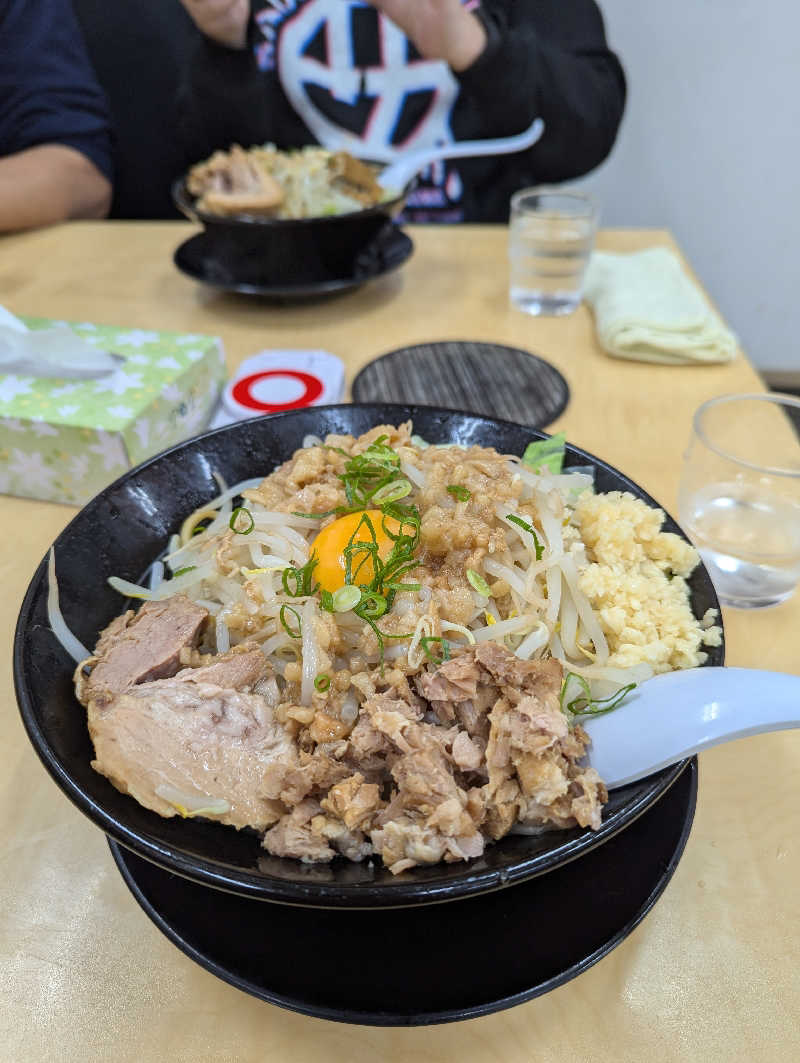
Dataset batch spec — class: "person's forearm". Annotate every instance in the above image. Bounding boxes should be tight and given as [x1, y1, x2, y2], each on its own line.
[0, 144, 112, 233]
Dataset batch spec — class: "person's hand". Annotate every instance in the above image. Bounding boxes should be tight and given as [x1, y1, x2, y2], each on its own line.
[179, 0, 250, 50]
[365, 0, 487, 71]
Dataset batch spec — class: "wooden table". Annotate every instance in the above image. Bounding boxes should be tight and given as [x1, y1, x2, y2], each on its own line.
[1, 223, 797, 1061]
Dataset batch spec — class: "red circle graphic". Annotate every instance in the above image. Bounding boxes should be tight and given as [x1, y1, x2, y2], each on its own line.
[230, 370, 324, 412]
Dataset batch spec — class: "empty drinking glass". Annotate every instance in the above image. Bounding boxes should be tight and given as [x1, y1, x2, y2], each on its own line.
[678, 393, 800, 608]
[508, 188, 598, 316]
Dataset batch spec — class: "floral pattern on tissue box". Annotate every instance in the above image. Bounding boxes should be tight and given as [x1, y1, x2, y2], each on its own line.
[0, 320, 226, 505]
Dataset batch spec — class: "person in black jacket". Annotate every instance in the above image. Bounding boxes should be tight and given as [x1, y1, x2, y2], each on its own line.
[178, 0, 625, 222]
[0, 0, 113, 231]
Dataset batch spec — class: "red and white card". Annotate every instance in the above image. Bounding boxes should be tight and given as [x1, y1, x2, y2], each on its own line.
[209, 349, 345, 428]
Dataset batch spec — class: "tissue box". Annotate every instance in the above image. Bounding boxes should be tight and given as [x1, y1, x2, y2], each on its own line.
[0, 319, 226, 505]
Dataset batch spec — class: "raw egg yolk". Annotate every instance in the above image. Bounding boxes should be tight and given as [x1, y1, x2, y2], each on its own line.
[311, 509, 399, 593]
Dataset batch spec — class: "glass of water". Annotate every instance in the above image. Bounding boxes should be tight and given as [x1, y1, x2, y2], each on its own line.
[678, 393, 800, 608]
[508, 187, 598, 315]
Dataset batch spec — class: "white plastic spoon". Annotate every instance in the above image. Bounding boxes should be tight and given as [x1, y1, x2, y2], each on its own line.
[581, 667, 800, 789]
[377, 117, 545, 193]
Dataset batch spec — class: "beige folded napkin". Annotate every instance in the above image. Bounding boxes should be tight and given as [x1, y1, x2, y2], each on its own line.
[583, 247, 737, 365]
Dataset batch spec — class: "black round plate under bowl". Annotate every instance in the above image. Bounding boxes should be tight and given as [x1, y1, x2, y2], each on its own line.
[108, 760, 698, 1026]
[172, 175, 409, 287]
[174, 225, 413, 299]
[14, 405, 724, 910]
[352, 341, 569, 428]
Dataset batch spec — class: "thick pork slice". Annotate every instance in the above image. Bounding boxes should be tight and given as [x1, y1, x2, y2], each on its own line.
[188, 145, 285, 216]
[78, 596, 208, 708]
[88, 676, 295, 832]
[175, 646, 267, 690]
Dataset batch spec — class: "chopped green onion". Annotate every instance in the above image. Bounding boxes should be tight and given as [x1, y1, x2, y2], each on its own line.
[303, 440, 424, 656]
[420, 636, 451, 665]
[331, 585, 362, 612]
[560, 672, 637, 719]
[446, 484, 471, 502]
[505, 513, 544, 561]
[522, 431, 566, 475]
[279, 604, 302, 639]
[282, 555, 318, 597]
[359, 612, 386, 669]
[343, 512, 380, 585]
[171, 565, 197, 579]
[291, 509, 337, 519]
[314, 674, 331, 692]
[372, 479, 412, 504]
[229, 507, 255, 534]
[466, 568, 492, 597]
[356, 592, 388, 620]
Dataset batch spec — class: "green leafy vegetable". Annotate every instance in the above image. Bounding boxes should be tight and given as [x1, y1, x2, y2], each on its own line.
[522, 431, 567, 475]
[446, 484, 471, 502]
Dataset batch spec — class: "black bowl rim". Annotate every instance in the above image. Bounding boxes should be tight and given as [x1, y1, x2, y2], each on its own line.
[172, 175, 409, 229]
[13, 403, 724, 909]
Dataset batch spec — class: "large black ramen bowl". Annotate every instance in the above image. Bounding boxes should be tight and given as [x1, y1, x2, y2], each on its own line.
[14, 405, 724, 910]
[172, 177, 410, 287]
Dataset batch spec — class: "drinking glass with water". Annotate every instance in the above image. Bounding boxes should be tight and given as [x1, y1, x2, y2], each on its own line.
[678, 393, 800, 608]
[508, 188, 598, 316]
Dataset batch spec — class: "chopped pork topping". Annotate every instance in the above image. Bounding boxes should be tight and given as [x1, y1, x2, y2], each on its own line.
[79, 621, 607, 873]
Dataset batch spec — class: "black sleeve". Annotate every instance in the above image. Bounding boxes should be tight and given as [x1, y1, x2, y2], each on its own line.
[0, 0, 113, 180]
[456, 0, 626, 182]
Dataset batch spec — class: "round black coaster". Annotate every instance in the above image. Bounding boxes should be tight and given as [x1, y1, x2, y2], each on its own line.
[351, 341, 569, 428]
[108, 761, 696, 1027]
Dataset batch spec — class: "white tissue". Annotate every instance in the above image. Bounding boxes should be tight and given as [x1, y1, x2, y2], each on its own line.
[0, 306, 119, 379]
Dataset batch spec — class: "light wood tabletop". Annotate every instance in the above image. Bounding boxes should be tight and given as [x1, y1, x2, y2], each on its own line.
[1, 223, 798, 1062]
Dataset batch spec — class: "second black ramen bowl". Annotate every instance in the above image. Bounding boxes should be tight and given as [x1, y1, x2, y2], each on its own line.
[172, 177, 410, 286]
[14, 405, 724, 909]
